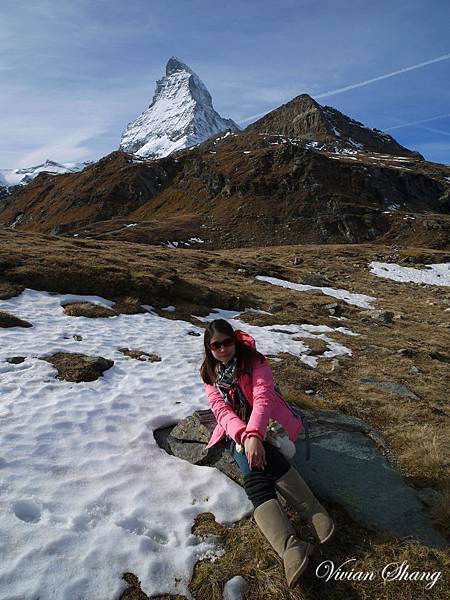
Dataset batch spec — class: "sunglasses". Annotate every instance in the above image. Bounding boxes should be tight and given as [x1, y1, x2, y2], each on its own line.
[209, 337, 235, 351]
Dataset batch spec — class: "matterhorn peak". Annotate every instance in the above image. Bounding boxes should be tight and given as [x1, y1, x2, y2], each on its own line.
[165, 56, 193, 76]
[119, 58, 239, 159]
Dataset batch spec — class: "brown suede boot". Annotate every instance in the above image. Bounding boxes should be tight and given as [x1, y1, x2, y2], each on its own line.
[253, 498, 313, 587]
[276, 466, 335, 544]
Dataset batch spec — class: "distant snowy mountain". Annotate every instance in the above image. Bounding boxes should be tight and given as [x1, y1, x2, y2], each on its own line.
[0, 159, 92, 188]
[119, 57, 239, 159]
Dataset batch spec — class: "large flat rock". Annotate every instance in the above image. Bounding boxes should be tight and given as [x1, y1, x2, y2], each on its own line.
[291, 407, 446, 548]
[156, 407, 447, 549]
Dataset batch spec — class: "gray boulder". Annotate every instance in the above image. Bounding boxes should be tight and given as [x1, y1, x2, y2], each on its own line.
[154, 410, 243, 485]
[291, 408, 445, 548]
[155, 407, 446, 548]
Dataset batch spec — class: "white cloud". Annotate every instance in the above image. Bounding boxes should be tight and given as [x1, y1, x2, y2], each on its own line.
[17, 125, 108, 167]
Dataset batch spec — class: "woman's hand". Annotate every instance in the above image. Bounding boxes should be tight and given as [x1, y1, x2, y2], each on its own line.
[244, 436, 267, 470]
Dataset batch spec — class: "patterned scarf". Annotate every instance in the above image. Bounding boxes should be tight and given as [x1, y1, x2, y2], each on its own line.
[214, 356, 252, 423]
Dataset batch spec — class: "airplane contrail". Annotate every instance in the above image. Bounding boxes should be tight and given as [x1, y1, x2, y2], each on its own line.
[415, 125, 450, 137]
[314, 53, 450, 99]
[383, 113, 450, 131]
[239, 53, 450, 125]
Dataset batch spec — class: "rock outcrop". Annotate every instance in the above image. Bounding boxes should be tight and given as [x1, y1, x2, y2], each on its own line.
[1, 135, 448, 248]
[0, 310, 32, 328]
[62, 302, 118, 318]
[40, 352, 114, 382]
[245, 94, 423, 158]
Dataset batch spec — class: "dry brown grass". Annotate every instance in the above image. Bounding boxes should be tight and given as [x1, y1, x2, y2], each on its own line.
[276, 382, 325, 411]
[190, 513, 309, 600]
[112, 295, 149, 314]
[0, 278, 25, 299]
[430, 487, 450, 534]
[186, 508, 449, 600]
[388, 422, 449, 482]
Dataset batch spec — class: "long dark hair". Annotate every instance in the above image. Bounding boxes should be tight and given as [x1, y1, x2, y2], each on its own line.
[199, 319, 265, 384]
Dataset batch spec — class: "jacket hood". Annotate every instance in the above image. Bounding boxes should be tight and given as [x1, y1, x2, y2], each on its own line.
[234, 329, 256, 348]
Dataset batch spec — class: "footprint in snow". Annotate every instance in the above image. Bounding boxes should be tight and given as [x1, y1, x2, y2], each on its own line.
[13, 499, 42, 523]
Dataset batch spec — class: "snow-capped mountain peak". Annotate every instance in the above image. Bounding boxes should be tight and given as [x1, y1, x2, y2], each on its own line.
[119, 57, 239, 159]
[0, 160, 92, 188]
[165, 56, 193, 76]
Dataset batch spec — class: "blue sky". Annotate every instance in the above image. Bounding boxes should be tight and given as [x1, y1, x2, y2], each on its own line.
[1, 0, 449, 167]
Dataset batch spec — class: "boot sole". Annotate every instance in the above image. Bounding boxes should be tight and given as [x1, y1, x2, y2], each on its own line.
[288, 543, 313, 587]
[318, 521, 335, 545]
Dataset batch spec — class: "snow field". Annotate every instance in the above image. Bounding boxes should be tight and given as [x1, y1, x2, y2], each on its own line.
[0, 289, 355, 599]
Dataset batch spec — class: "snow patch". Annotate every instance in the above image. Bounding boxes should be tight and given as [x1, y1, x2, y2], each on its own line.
[255, 275, 376, 309]
[369, 262, 450, 287]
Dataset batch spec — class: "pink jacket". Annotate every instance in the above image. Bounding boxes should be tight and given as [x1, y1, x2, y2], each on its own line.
[204, 330, 304, 448]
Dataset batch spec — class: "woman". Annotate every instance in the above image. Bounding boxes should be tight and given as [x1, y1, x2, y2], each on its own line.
[200, 319, 334, 587]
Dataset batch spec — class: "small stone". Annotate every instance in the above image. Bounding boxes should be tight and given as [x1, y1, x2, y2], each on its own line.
[329, 359, 341, 372]
[359, 378, 420, 400]
[223, 576, 249, 600]
[393, 312, 405, 321]
[323, 302, 344, 317]
[430, 351, 449, 363]
[304, 338, 329, 356]
[6, 356, 26, 364]
[73, 334, 83, 341]
[119, 348, 161, 362]
[361, 309, 395, 324]
[187, 331, 201, 337]
[397, 348, 417, 357]
[270, 303, 283, 312]
[302, 274, 332, 287]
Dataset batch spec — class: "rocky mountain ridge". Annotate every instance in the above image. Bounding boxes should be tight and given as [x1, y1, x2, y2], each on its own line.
[1, 127, 448, 248]
[1, 89, 449, 249]
[246, 94, 423, 158]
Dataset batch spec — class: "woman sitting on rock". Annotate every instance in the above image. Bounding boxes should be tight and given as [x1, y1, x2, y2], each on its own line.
[200, 318, 334, 587]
